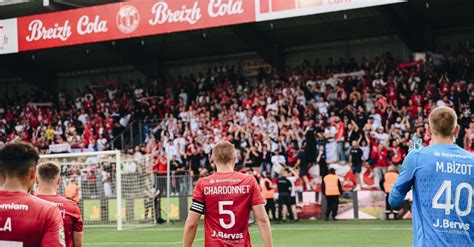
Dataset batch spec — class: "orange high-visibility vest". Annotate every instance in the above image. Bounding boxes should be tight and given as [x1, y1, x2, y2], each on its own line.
[261, 178, 275, 199]
[383, 172, 399, 193]
[324, 174, 341, 196]
[65, 181, 80, 202]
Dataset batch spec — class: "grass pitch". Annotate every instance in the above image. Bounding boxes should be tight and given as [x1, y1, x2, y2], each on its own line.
[83, 220, 412, 247]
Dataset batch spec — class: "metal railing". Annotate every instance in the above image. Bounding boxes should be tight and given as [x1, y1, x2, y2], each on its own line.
[108, 120, 143, 151]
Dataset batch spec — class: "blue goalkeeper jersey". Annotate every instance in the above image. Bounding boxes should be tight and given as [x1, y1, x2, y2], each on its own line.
[389, 144, 474, 246]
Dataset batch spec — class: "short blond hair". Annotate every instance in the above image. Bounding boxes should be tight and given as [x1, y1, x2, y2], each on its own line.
[212, 141, 235, 165]
[429, 106, 457, 137]
[37, 161, 61, 181]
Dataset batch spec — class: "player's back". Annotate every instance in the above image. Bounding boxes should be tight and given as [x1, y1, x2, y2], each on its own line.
[192, 171, 264, 246]
[0, 190, 65, 247]
[36, 194, 83, 247]
[411, 144, 474, 246]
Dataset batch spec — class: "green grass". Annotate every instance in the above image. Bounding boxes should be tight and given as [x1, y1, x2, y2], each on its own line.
[83, 220, 412, 247]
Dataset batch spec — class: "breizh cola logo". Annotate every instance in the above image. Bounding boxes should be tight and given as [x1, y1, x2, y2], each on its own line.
[116, 5, 140, 34]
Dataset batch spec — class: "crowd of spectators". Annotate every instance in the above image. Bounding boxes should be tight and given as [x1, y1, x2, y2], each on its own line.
[1, 48, 473, 193]
[145, 50, 473, 191]
[0, 81, 156, 153]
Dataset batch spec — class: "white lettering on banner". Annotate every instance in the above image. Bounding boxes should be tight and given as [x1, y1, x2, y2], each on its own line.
[208, 0, 244, 18]
[26, 19, 72, 42]
[149, 2, 202, 26]
[77, 15, 108, 35]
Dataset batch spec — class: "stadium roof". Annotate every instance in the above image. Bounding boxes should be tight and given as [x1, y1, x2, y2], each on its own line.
[0, 0, 473, 85]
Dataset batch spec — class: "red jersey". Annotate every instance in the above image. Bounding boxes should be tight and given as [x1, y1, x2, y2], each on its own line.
[0, 191, 65, 247]
[191, 172, 264, 246]
[36, 195, 83, 247]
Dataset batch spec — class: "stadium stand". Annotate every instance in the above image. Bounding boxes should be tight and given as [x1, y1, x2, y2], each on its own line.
[1, 50, 472, 195]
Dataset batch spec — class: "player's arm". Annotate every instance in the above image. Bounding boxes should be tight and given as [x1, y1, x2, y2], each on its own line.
[250, 177, 273, 247]
[252, 204, 273, 247]
[73, 204, 84, 247]
[73, 231, 83, 247]
[389, 151, 418, 208]
[183, 180, 205, 247]
[183, 210, 201, 247]
[42, 207, 66, 247]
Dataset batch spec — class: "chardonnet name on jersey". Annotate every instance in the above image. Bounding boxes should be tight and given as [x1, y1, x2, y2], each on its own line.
[204, 185, 251, 195]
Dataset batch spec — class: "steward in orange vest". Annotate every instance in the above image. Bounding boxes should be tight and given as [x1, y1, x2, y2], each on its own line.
[322, 168, 343, 221]
[260, 171, 276, 220]
[380, 166, 400, 220]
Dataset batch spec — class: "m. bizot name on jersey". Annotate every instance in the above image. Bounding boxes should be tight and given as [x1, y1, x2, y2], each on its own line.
[433, 219, 470, 233]
[435, 161, 472, 175]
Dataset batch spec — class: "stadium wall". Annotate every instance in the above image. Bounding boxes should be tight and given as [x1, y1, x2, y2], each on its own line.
[0, 79, 38, 98]
[433, 28, 474, 50]
[56, 66, 147, 94]
[1, 29, 472, 97]
[164, 35, 411, 78]
[285, 35, 411, 66]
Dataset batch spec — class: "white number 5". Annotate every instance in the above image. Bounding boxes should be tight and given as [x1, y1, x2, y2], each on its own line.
[218, 201, 235, 229]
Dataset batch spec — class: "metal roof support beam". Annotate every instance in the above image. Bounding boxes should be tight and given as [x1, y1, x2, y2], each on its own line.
[231, 24, 285, 70]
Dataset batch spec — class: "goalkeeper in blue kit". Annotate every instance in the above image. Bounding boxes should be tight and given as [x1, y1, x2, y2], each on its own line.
[389, 106, 474, 246]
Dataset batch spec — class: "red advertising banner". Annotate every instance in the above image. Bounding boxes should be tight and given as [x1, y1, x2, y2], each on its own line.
[0, 0, 405, 54]
[17, 0, 255, 51]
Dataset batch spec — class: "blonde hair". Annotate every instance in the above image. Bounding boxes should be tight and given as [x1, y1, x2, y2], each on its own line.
[37, 161, 61, 181]
[429, 106, 457, 137]
[212, 141, 235, 165]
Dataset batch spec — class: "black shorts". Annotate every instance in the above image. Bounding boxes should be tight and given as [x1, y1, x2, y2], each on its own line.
[352, 164, 362, 174]
[299, 165, 308, 176]
[290, 196, 296, 205]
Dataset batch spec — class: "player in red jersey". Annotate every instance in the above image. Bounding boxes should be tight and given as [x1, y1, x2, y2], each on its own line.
[0, 143, 65, 247]
[183, 141, 273, 247]
[36, 161, 83, 247]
